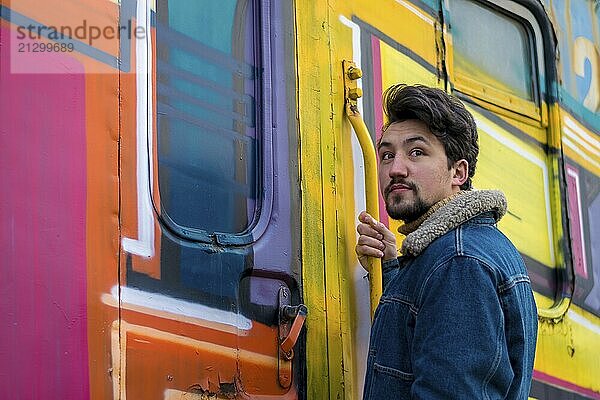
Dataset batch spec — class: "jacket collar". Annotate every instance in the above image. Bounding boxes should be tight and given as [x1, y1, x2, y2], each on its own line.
[400, 189, 507, 256]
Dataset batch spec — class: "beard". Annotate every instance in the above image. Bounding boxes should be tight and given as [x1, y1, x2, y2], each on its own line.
[384, 181, 431, 223]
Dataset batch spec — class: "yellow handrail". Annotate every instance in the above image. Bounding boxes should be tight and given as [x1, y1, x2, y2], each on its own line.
[343, 61, 382, 320]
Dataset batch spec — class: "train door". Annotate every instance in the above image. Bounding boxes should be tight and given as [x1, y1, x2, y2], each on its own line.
[295, 1, 446, 398]
[113, 0, 303, 398]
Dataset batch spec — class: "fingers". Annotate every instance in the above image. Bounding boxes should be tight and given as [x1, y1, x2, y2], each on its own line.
[358, 212, 393, 239]
[356, 213, 386, 261]
[357, 234, 386, 252]
[356, 244, 384, 259]
[357, 222, 383, 240]
[356, 211, 398, 264]
[358, 211, 378, 226]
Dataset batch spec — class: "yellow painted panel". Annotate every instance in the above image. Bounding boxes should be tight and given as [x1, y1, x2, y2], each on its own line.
[380, 40, 439, 89]
[295, 1, 332, 399]
[379, 39, 441, 242]
[533, 292, 555, 310]
[347, 0, 438, 67]
[471, 110, 555, 267]
[536, 304, 600, 395]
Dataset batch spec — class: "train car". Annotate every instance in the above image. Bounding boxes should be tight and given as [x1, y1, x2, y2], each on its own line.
[1, 0, 599, 398]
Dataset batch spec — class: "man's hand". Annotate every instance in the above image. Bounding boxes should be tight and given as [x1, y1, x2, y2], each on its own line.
[355, 211, 398, 270]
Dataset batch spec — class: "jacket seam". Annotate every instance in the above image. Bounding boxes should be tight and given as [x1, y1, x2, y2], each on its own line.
[456, 225, 464, 255]
[498, 275, 531, 293]
[482, 300, 505, 400]
[380, 296, 413, 308]
[413, 254, 457, 314]
[373, 362, 415, 381]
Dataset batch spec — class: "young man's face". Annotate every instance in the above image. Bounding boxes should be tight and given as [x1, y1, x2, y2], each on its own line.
[377, 119, 465, 223]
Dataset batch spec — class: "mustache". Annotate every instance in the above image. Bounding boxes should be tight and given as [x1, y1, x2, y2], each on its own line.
[384, 179, 417, 197]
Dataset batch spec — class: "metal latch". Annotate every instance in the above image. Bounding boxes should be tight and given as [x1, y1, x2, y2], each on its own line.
[277, 286, 307, 388]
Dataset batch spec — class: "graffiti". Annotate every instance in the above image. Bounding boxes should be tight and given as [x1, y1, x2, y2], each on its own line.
[573, 37, 600, 113]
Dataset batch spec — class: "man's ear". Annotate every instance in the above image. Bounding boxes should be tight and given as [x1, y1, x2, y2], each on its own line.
[451, 159, 469, 187]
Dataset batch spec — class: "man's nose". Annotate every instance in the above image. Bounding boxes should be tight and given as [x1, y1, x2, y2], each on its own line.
[389, 155, 408, 177]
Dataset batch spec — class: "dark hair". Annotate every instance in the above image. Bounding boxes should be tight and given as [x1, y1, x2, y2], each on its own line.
[382, 84, 478, 190]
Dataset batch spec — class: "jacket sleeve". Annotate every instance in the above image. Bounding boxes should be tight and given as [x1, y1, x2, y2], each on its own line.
[410, 256, 514, 399]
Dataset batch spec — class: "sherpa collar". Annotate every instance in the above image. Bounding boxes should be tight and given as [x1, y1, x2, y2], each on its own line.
[400, 189, 507, 256]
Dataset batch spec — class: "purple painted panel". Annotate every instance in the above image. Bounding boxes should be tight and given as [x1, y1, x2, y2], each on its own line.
[252, 0, 296, 277]
[584, 182, 600, 311]
[0, 27, 89, 400]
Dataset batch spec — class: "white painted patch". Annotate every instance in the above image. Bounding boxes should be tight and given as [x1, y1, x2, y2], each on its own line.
[475, 117, 555, 265]
[568, 309, 600, 336]
[338, 15, 364, 113]
[113, 286, 253, 330]
[338, 15, 366, 211]
[122, 0, 155, 258]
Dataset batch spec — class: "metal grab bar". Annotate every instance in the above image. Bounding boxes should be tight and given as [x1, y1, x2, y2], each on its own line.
[343, 60, 383, 321]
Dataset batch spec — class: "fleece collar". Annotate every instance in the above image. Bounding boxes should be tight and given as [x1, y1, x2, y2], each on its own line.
[400, 190, 507, 256]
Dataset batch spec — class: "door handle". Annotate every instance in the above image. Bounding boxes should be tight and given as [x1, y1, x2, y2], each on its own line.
[277, 286, 307, 388]
[279, 304, 307, 359]
[343, 60, 383, 321]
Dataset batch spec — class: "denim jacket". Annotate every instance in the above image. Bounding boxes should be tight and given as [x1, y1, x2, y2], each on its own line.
[363, 190, 538, 399]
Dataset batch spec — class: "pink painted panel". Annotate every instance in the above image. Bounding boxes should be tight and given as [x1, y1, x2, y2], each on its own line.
[566, 164, 588, 279]
[0, 27, 89, 399]
[371, 35, 390, 228]
[534, 370, 600, 399]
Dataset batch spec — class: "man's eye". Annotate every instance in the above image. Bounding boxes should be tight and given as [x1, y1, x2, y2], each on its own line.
[381, 152, 394, 161]
[409, 149, 424, 157]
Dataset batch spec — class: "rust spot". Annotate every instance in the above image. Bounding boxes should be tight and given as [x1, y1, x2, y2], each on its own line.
[183, 382, 237, 399]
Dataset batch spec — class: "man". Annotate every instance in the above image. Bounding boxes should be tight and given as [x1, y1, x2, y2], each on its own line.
[356, 84, 537, 399]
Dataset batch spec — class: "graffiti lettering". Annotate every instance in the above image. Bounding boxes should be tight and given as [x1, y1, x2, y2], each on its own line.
[573, 36, 600, 112]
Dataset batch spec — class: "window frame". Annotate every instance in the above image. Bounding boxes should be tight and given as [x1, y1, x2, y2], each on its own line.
[447, 0, 544, 125]
[150, 0, 274, 246]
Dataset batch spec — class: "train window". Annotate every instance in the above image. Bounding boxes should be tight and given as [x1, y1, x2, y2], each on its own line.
[155, 0, 258, 236]
[449, 0, 538, 118]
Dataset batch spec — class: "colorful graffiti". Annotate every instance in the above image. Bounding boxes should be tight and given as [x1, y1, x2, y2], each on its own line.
[1, 0, 599, 399]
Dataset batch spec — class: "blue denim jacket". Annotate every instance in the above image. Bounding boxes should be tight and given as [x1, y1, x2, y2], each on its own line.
[363, 212, 538, 399]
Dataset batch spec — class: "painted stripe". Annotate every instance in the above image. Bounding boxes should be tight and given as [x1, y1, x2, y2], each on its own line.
[563, 137, 600, 170]
[475, 117, 555, 265]
[352, 16, 437, 75]
[568, 309, 600, 336]
[112, 286, 252, 330]
[395, 0, 435, 26]
[563, 126, 600, 158]
[534, 370, 600, 399]
[122, 0, 155, 257]
[370, 36, 390, 228]
[564, 116, 600, 151]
